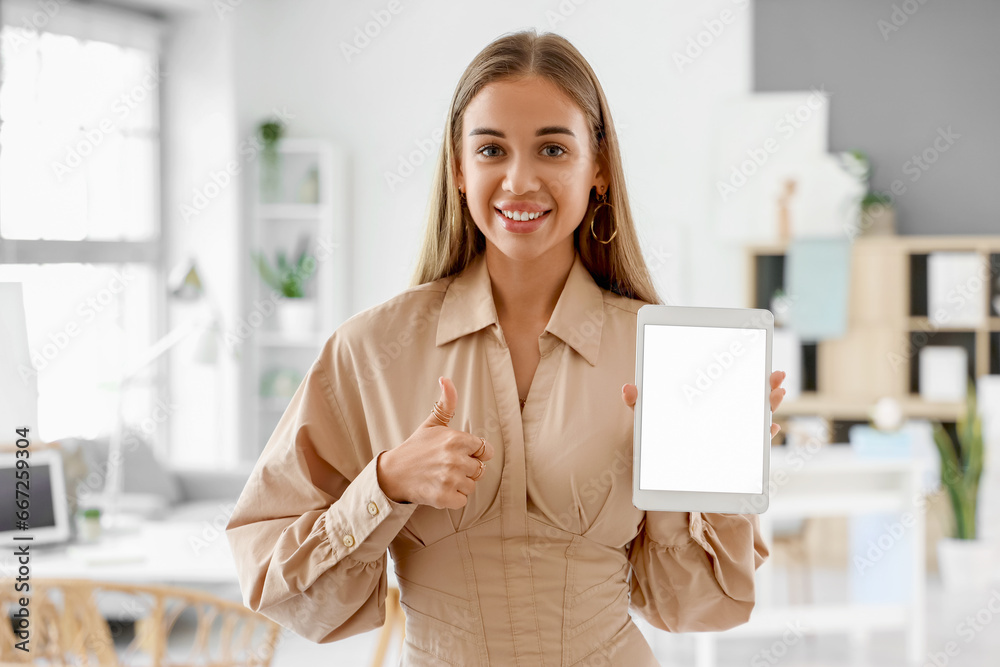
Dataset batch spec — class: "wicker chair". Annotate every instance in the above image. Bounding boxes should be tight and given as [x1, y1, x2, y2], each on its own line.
[0, 577, 281, 666]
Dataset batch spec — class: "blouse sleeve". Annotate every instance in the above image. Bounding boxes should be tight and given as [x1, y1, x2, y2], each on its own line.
[225, 343, 418, 644]
[626, 510, 770, 633]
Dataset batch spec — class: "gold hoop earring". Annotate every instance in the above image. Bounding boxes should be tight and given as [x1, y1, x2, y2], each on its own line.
[589, 190, 616, 244]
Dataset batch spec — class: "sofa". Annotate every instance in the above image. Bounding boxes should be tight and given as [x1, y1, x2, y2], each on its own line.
[55, 433, 254, 529]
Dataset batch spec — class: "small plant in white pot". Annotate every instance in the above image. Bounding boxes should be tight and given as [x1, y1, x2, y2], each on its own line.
[257, 117, 286, 203]
[931, 378, 994, 590]
[252, 238, 318, 338]
[841, 150, 896, 238]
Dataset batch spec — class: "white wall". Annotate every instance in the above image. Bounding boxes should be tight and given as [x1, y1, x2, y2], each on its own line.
[162, 8, 242, 468]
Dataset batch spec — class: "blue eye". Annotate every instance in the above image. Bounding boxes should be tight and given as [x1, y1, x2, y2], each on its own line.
[476, 144, 568, 158]
[478, 144, 502, 158]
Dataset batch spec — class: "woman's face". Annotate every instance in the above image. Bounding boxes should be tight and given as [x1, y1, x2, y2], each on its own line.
[455, 75, 607, 263]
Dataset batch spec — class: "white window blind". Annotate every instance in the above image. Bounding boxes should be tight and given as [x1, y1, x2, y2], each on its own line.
[2, 0, 166, 54]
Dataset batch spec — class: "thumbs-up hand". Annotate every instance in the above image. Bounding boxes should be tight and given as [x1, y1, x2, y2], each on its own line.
[620, 370, 787, 440]
[376, 377, 495, 510]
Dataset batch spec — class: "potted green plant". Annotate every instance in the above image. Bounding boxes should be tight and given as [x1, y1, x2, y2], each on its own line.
[931, 378, 994, 589]
[77, 506, 102, 542]
[252, 235, 318, 336]
[257, 117, 286, 202]
[842, 150, 896, 238]
[859, 190, 895, 236]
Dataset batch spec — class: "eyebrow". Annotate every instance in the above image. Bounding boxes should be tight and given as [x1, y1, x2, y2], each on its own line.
[468, 126, 577, 139]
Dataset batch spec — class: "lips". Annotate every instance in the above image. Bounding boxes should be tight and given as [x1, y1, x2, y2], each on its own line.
[494, 207, 550, 233]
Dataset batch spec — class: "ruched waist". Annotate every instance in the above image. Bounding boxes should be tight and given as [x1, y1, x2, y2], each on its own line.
[390, 516, 660, 666]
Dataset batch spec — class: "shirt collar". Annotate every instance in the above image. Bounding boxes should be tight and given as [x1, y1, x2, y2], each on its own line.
[436, 251, 605, 366]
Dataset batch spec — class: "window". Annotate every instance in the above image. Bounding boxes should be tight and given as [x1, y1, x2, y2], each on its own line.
[0, 2, 166, 454]
[1, 31, 159, 241]
[0, 263, 157, 440]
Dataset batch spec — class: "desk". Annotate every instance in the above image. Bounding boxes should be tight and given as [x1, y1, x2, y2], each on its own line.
[691, 445, 928, 667]
[0, 514, 239, 587]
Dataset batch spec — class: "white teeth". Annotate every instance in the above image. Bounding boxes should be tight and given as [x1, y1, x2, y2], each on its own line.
[499, 209, 546, 221]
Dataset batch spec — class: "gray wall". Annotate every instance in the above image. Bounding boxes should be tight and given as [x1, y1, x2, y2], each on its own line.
[754, 0, 999, 235]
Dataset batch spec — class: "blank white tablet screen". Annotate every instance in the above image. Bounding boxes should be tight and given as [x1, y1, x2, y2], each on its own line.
[638, 324, 765, 494]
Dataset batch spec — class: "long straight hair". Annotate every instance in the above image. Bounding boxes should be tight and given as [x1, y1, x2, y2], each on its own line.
[408, 29, 664, 306]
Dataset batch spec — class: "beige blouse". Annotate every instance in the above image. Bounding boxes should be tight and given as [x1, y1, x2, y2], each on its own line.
[225, 249, 770, 666]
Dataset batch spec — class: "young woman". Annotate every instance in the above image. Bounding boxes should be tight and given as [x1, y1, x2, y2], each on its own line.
[227, 29, 786, 666]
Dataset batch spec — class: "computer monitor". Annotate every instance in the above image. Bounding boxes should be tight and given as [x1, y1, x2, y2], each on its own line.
[0, 447, 72, 546]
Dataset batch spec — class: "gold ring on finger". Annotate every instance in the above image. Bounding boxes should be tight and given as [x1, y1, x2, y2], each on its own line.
[432, 400, 454, 426]
[470, 459, 485, 481]
[473, 437, 486, 459]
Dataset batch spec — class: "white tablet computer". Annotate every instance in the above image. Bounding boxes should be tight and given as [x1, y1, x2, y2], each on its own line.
[632, 305, 772, 514]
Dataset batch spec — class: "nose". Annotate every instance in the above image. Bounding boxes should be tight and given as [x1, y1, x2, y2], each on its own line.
[501, 152, 542, 195]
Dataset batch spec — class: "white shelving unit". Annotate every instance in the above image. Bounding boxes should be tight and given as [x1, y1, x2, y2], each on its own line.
[240, 138, 349, 463]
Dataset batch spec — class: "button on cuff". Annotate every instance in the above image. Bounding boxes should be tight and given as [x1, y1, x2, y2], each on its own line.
[324, 453, 419, 563]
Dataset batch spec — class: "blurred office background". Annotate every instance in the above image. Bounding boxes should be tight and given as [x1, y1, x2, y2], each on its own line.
[0, 0, 998, 665]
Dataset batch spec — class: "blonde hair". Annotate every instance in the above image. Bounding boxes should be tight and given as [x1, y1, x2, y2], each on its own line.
[408, 28, 664, 306]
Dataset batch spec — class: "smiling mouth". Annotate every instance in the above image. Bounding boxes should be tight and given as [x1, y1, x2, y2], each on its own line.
[494, 207, 552, 223]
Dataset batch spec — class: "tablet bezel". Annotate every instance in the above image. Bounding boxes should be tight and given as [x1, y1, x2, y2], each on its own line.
[632, 304, 772, 514]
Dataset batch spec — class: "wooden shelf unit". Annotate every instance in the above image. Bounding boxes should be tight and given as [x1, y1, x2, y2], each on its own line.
[747, 235, 1000, 440]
